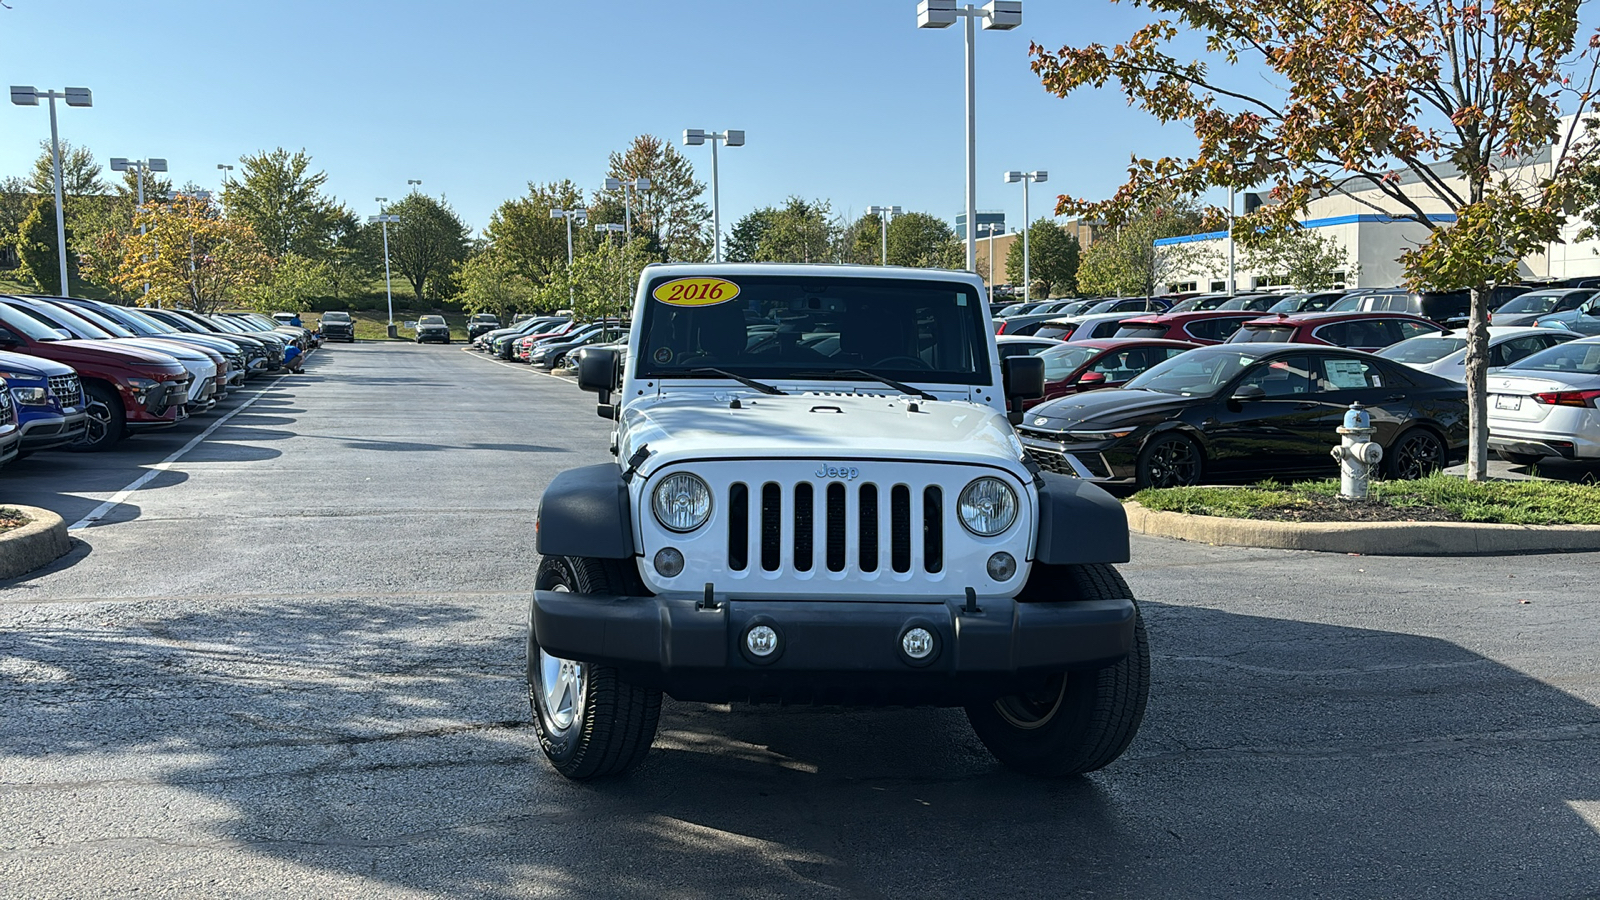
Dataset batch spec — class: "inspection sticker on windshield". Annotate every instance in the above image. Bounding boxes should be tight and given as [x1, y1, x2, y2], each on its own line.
[653, 277, 740, 307]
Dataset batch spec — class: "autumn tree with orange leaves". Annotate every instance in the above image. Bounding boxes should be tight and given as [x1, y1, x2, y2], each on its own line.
[1032, 0, 1600, 480]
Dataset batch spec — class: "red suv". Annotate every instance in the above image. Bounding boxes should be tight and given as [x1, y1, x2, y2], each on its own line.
[1229, 311, 1445, 352]
[1111, 310, 1264, 345]
[0, 302, 189, 451]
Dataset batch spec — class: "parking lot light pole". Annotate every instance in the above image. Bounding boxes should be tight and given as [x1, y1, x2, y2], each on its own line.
[369, 208, 399, 331]
[10, 86, 93, 294]
[682, 129, 744, 262]
[604, 177, 650, 318]
[217, 163, 233, 189]
[977, 221, 1000, 304]
[917, 2, 1021, 273]
[865, 206, 903, 265]
[595, 222, 627, 322]
[111, 157, 169, 298]
[1003, 170, 1046, 302]
[549, 207, 588, 307]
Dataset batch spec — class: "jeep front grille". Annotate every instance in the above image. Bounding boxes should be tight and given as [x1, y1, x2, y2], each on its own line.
[49, 374, 82, 407]
[734, 480, 943, 576]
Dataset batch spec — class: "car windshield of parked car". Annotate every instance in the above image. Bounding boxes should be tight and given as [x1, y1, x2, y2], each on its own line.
[471, 314, 497, 322]
[9, 302, 115, 340]
[1496, 292, 1567, 315]
[1216, 297, 1262, 311]
[420, 316, 446, 326]
[1123, 347, 1259, 397]
[1377, 337, 1466, 363]
[55, 303, 138, 338]
[322, 312, 352, 323]
[1504, 341, 1600, 375]
[1038, 345, 1102, 382]
[0, 304, 70, 341]
[636, 274, 992, 385]
[119, 308, 182, 334]
[1230, 324, 1297, 343]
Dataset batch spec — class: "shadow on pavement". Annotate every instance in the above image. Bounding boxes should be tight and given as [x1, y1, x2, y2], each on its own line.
[0, 599, 1595, 897]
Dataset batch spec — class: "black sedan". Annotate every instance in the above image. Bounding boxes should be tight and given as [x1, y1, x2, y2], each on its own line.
[320, 311, 355, 342]
[415, 315, 451, 344]
[1017, 344, 1468, 489]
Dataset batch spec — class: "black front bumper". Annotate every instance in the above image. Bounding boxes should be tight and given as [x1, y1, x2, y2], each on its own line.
[531, 592, 1137, 705]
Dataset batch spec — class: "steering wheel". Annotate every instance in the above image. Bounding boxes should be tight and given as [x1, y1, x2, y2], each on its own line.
[869, 355, 932, 370]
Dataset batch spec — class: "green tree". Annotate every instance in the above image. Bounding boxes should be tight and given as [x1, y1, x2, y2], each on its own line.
[1031, 0, 1600, 479]
[533, 237, 653, 322]
[28, 139, 105, 199]
[222, 148, 341, 259]
[1005, 219, 1081, 297]
[1241, 229, 1358, 291]
[486, 180, 590, 284]
[756, 197, 839, 263]
[247, 253, 333, 312]
[886, 211, 960, 268]
[322, 207, 370, 302]
[111, 195, 272, 312]
[385, 193, 471, 303]
[456, 245, 539, 321]
[600, 134, 711, 261]
[1, 176, 35, 247]
[725, 207, 780, 262]
[841, 212, 883, 265]
[15, 195, 78, 294]
[1075, 196, 1205, 297]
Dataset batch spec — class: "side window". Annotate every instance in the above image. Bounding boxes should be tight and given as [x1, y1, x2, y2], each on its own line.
[1314, 322, 1353, 346]
[1495, 335, 1552, 367]
[1186, 318, 1245, 342]
[1317, 356, 1384, 391]
[1394, 320, 1439, 341]
[1163, 346, 1191, 361]
[1236, 356, 1315, 397]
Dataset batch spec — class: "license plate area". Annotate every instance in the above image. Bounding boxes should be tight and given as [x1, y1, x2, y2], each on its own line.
[1494, 394, 1521, 411]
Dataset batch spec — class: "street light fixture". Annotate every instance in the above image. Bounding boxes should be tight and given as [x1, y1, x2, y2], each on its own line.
[977, 221, 1001, 305]
[1003, 169, 1047, 302]
[864, 205, 903, 266]
[683, 129, 744, 262]
[917, 1, 1021, 273]
[217, 163, 233, 188]
[112, 157, 169, 298]
[550, 207, 588, 307]
[408, 179, 422, 191]
[10, 85, 93, 293]
[596, 223, 627, 323]
[603, 176, 651, 243]
[368, 211, 400, 330]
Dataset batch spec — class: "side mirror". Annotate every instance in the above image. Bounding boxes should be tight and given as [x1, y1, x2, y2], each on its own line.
[1232, 384, 1267, 402]
[1002, 355, 1045, 425]
[578, 347, 621, 395]
[1077, 371, 1108, 387]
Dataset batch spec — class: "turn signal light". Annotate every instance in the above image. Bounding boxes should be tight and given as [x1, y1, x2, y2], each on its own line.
[1532, 389, 1600, 408]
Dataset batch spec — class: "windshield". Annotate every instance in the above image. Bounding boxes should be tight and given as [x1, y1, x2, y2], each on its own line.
[635, 274, 993, 386]
[0, 304, 70, 341]
[1230, 325, 1297, 343]
[471, 314, 496, 322]
[1114, 324, 1169, 339]
[1266, 297, 1301, 313]
[54, 303, 136, 338]
[420, 316, 447, 326]
[119, 307, 180, 334]
[1377, 337, 1465, 363]
[1124, 347, 1261, 397]
[1039, 345, 1101, 381]
[1496, 292, 1564, 315]
[322, 312, 351, 322]
[8, 301, 114, 340]
[1327, 294, 1362, 311]
[1506, 341, 1600, 375]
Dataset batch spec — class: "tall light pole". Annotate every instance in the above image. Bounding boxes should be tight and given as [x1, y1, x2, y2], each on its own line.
[917, 2, 1021, 272]
[977, 221, 1001, 304]
[1003, 170, 1046, 302]
[369, 204, 399, 332]
[111, 157, 169, 298]
[550, 207, 588, 307]
[595, 222, 626, 323]
[1226, 186, 1236, 296]
[682, 129, 744, 262]
[604, 177, 650, 318]
[865, 205, 902, 265]
[10, 86, 93, 294]
[408, 179, 422, 193]
[217, 163, 233, 190]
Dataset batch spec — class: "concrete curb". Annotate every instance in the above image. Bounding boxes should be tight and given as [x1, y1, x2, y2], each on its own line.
[0, 505, 72, 579]
[1124, 501, 1600, 556]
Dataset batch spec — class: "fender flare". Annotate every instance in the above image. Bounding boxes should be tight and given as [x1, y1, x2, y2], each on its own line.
[536, 464, 635, 559]
[1033, 471, 1130, 565]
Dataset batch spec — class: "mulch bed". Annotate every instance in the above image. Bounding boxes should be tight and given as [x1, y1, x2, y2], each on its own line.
[0, 508, 31, 533]
[1251, 495, 1465, 523]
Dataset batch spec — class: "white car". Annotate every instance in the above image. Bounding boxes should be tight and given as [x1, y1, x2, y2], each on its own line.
[1486, 336, 1600, 464]
[1375, 326, 1576, 381]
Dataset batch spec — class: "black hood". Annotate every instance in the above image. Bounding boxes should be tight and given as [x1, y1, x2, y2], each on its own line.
[1022, 389, 1200, 432]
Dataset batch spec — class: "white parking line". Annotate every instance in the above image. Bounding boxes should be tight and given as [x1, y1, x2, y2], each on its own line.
[459, 346, 574, 381]
[68, 385, 275, 532]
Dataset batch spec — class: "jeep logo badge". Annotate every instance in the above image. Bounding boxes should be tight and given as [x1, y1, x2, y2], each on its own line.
[815, 464, 860, 480]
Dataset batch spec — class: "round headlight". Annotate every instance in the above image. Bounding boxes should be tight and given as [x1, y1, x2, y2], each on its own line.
[958, 477, 1019, 536]
[652, 472, 713, 533]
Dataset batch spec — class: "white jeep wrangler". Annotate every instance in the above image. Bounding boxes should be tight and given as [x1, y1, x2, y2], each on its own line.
[531, 263, 1148, 779]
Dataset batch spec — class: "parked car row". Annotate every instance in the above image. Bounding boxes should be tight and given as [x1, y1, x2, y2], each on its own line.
[0, 295, 317, 466]
[467, 315, 632, 371]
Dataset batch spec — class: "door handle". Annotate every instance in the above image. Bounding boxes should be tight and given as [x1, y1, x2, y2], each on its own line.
[1384, 393, 1405, 402]
[1295, 402, 1318, 410]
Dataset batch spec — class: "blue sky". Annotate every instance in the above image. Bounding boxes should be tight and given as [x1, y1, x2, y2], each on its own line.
[1, 0, 1297, 237]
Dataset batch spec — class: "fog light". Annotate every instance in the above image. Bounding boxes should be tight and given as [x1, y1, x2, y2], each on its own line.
[745, 625, 779, 658]
[901, 627, 935, 660]
[653, 547, 684, 577]
[986, 551, 1017, 581]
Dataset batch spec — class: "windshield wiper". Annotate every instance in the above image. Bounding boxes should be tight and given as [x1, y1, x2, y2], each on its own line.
[794, 369, 937, 401]
[686, 368, 788, 395]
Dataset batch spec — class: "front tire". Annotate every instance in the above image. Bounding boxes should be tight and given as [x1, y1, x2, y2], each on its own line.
[965, 563, 1150, 776]
[68, 381, 127, 453]
[529, 556, 662, 780]
[1136, 433, 1203, 488]
[1386, 428, 1446, 480]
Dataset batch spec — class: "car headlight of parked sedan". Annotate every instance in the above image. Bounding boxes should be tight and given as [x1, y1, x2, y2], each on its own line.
[653, 473, 713, 533]
[958, 477, 1018, 536]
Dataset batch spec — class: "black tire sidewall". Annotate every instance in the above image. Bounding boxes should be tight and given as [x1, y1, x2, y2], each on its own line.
[530, 556, 584, 764]
[1386, 428, 1446, 479]
[1137, 433, 1202, 489]
[72, 382, 127, 452]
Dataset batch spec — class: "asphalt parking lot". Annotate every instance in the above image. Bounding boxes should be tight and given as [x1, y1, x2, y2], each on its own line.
[2, 342, 1597, 899]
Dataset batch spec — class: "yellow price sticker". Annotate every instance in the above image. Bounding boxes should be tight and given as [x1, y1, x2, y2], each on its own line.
[652, 277, 740, 307]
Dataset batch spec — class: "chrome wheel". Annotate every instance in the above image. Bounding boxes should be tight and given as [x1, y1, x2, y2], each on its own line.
[1140, 435, 1202, 488]
[530, 584, 586, 735]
